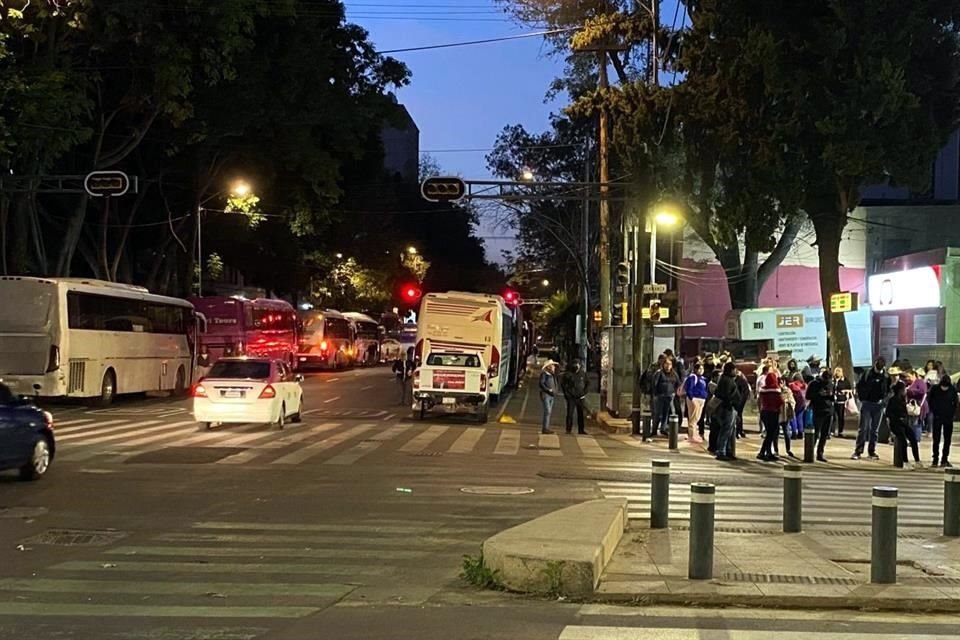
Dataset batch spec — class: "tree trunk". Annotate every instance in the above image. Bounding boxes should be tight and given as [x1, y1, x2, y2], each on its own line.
[811, 212, 853, 377]
[55, 194, 91, 276]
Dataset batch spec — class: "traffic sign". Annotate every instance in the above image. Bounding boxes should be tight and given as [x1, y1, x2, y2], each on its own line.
[642, 283, 668, 295]
[641, 306, 670, 320]
[830, 291, 859, 313]
[84, 171, 133, 197]
[420, 176, 466, 203]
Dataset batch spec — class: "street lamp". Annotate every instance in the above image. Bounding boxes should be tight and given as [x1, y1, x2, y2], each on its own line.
[541, 279, 551, 288]
[407, 246, 418, 255]
[230, 179, 252, 198]
[335, 253, 344, 260]
[197, 178, 252, 296]
[520, 166, 535, 182]
[648, 202, 682, 284]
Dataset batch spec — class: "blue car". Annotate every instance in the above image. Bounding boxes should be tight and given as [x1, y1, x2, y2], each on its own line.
[0, 383, 55, 481]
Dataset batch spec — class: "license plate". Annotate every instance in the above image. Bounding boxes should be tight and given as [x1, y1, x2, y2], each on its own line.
[223, 390, 245, 399]
[442, 397, 456, 405]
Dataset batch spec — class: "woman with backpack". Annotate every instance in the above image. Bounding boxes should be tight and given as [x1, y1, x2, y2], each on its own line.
[681, 362, 708, 444]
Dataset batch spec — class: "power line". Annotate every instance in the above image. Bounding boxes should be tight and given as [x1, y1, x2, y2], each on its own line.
[378, 26, 581, 54]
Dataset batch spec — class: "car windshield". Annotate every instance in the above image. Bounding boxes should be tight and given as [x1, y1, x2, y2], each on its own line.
[426, 353, 480, 367]
[208, 360, 271, 380]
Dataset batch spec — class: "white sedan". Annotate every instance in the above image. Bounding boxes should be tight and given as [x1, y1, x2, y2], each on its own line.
[192, 357, 304, 430]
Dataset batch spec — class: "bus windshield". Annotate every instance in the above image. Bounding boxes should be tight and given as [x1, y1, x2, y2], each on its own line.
[0, 280, 54, 332]
[194, 298, 246, 335]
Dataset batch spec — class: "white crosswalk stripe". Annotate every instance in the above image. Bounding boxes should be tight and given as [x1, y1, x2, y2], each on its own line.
[558, 628, 953, 640]
[49, 414, 619, 466]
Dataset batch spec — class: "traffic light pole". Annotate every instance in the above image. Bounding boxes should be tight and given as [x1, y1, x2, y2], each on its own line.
[630, 220, 647, 436]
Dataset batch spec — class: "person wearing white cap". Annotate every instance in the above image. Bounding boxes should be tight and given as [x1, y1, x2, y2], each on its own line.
[539, 360, 559, 434]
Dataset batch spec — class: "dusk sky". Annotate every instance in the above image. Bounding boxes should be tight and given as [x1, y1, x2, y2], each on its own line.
[342, 0, 567, 262]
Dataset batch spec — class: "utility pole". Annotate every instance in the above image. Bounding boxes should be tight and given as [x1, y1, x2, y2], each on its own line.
[598, 51, 612, 409]
[582, 144, 591, 364]
[630, 0, 659, 436]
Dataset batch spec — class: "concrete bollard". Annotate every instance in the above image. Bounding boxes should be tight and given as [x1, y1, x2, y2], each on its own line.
[668, 414, 680, 451]
[945, 468, 960, 537]
[687, 483, 716, 580]
[871, 486, 899, 584]
[650, 459, 670, 529]
[783, 463, 803, 533]
[803, 425, 816, 463]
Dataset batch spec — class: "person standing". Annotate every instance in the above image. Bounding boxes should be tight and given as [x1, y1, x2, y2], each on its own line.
[888, 381, 922, 469]
[757, 365, 785, 462]
[664, 349, 686, 420]
[927, 374, 958, 467]
[734, 368, 751, 438]
[539, 360, 559, 434]
[711, 362, 742, 461]
[397, 347, 416, 406]
[788, 373, 808, 439]
[833, 367, 852, 437]
[705, 369, 721, 452]
[652, 358, 681, 437]
[807, 369, 836, 462]
[561, 358, 589, 435]
[852, 358, 891, 460]
[682, 362, 708, 444]
[801, 356, 821, 384]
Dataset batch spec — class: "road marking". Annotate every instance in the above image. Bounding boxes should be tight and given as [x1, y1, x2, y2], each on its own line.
[494, 429, 520, 455]
[154, 532, 456, 546]
[55, 420, 151, 441]
[325, 440, 381, 465]
[383, 413, 396, 421]
[269, 424, 374, 465]
[51, 560, 388, 576]
[448, 427, 485, 454]
[0, 602, 321, 619]
[216, 423, 344, 464]
[367, 424, 411, 441]
[608, 433, 645, 448]
[398, 425, 448, 453]
[105, 546, 427, 559]
[559, 628, 955, 640]
[361, 385, 374, 391]
[0, 577, 353, 598]
[50, 418, 96, 430]
[575, 435, 608, 457]
[538, 432, 562, 456]
[323, 396, 340, 404]
[192, 521, 431, 534]
[327, 378, 340, 383]
[159, 422, 265, 447]
[519, 386, 530, 421]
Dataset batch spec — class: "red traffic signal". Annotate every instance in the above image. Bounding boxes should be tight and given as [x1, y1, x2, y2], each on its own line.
[503, 289, 521, 306]
[401, 284, 422, 303]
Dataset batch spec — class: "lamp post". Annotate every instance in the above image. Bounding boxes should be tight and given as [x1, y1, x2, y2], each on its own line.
[630, 203, 682, 436]
[196, 179, 252, 296]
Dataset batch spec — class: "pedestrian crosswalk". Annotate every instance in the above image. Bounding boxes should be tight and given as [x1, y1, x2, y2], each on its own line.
[50, 415, 616, 467]
[596, 461, 950, 527]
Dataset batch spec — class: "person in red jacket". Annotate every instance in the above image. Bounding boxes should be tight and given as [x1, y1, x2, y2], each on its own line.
[757, 367, 785, 462]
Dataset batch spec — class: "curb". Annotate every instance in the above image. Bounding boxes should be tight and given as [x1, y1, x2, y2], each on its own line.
[595, 411, 633, 435]
[593, 591, 960, 614]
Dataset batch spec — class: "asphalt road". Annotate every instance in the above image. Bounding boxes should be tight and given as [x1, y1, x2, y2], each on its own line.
[0, 368, 952, 639]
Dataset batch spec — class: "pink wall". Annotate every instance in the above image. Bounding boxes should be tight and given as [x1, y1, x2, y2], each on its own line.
[678, 262, 867, 337]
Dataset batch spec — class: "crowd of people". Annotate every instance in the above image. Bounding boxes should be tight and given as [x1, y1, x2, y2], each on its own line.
[629, 351, 957, 469]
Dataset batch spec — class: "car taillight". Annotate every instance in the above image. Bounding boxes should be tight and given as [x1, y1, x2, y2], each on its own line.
[480, 374, 487, 392]
[259, 385, 276, 399]
[192, 382, 208, 398]
[43, 410, 54, 430]
[490, 346, 500, 377]
[46, 345, 60, 373]
[320, 340, 328, 351]
[414, 339, 423, 361]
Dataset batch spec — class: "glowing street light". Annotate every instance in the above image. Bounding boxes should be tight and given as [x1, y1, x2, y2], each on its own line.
[335, 252, 344, 260]
[407, 246, 418, 255]
[541, 279, 551, 287]
[653, 209, 680, 227]
[230, 179, 252, 198]
[520, 166, 535, 182]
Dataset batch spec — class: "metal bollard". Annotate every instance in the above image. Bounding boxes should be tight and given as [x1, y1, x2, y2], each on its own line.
[803, 425, 816, 463]
[892, 435, 904, 468]
[650, 459, 670, 529]
[668, 414, 680, 451]
[687, 483, 716, 580]
[945, 468, 960, 537]
[871, 486, 898, 584]
[783, 464, 803, 533]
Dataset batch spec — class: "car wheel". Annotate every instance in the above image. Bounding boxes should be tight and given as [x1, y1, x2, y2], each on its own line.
[477, 406, 489, 424]
[97, 370, 117, 407]
[276, 403, 286, 430]
[173, 366, 187, 397]
[19, 438, 52, 481]
[292, 396, 303, 423]
[204, 422, 215, 431]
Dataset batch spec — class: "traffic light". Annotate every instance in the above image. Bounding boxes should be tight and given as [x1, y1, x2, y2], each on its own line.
[592, 307, 602, 323]
[401, 284, 422, 304]
[503, 289, 520, 306]
[619, 302, 629, 326]
[420, 176, 467, 203]
[611, 303, 622, 326]
[649, 300, 662, 323]
[616, 261, 630, 287]
[84, 171, 132, 197]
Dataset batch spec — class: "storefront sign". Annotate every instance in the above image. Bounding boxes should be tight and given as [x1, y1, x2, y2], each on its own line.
[867, 266, 941, 311]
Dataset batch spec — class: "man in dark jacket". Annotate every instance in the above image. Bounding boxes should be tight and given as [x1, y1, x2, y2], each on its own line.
[852, 357, 891, 460]
[712, 362, 742, 461]
[807, 369, 836, 462]
[927, 375, 958, 467]
[561, 358, 589, 435]
[651, 358, 681, 437]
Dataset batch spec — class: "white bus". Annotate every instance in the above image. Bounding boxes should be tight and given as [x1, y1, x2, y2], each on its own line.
[343, 312, 381, 366]
[0, 276, 196, 404]
[415, 292, 514, 401]
[296, 308, 355, 369]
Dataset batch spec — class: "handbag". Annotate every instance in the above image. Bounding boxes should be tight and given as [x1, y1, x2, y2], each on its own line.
[678, 375, 688, 398]
[844, 396, 860, 417]
[907, 400, 922, 418]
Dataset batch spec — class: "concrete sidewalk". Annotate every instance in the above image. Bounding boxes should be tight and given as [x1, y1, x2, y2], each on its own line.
[599, 523, 960, 612]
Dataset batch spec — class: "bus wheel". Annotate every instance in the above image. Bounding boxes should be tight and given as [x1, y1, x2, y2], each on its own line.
[173, 366, 187, 397]
[97, 370, 116, 407]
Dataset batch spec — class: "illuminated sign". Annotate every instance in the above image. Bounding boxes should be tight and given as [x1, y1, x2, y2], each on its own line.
[867, 266, 941, 311]
[776, 314, 804, 329]
[830, 291, 859, 313]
